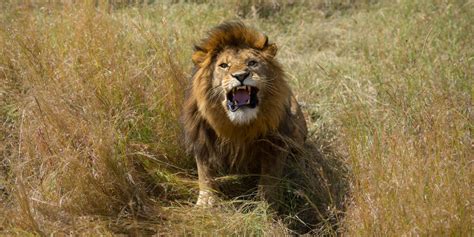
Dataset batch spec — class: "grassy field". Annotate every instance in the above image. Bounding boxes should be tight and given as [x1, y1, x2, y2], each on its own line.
[1, 0, 472, 235]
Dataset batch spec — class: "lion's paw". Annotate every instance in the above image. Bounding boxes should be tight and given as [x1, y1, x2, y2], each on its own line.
[195, 190, 216, 207]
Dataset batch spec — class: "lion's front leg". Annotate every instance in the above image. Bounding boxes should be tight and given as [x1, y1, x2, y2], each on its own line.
[195, 156, 219, 207]
[258, 151, 288, 209]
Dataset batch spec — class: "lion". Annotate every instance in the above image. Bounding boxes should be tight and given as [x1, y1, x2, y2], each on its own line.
[182, 22, 307, 208]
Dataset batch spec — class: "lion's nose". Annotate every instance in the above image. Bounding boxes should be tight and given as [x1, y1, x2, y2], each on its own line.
[231, 71, 250, 83]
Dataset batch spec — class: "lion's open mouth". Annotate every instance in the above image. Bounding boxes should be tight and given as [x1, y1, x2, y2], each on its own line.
[226, 85, 259, 112]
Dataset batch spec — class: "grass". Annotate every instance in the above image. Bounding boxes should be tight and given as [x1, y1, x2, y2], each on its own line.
[1, 0, 472, 235]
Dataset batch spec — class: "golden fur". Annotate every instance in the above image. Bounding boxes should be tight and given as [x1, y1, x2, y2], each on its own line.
[182, 22, 307, 207]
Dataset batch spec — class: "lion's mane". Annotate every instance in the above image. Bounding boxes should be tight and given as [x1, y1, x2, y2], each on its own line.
[183, 22, 305, 170]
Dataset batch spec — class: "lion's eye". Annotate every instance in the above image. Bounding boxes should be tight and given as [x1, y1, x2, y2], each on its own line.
[247, 60, 258, 67]
[219, 63, 229, 69]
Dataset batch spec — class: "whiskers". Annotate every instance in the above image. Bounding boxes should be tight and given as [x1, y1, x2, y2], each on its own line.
[206, 84, 224, 104]
[260, 79, 280, 95]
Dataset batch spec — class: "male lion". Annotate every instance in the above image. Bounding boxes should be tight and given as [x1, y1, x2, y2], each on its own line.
[183, 22, 307, 207]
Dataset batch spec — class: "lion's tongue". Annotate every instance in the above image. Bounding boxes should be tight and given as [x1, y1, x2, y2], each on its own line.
[234, 89, 250, 106]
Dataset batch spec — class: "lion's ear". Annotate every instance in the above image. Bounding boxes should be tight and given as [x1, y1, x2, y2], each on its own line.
[261, 35, 278, 58]
[264, 43, 278, 58]
[192, 45, 207, 66]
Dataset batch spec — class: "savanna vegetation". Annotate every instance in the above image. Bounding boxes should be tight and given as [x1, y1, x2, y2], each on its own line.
[0, 0, 472, 235]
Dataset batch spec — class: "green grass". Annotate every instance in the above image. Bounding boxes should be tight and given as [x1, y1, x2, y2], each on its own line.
[1, 0, 472, 235]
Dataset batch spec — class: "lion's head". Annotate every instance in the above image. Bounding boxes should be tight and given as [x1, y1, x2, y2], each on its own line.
[188, 22, 291, 141]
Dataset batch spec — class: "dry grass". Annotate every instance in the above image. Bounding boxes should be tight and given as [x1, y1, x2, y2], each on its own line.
[1, 0, 472, 235]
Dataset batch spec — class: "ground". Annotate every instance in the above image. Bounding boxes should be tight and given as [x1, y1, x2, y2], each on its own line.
[0, 0, 472, 235]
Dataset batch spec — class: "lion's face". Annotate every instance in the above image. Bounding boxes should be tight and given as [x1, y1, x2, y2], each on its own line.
[212, 48, 272, 125]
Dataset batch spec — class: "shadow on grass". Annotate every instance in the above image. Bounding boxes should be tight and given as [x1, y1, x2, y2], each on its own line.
[214, 133, 351, 235]
[281, 137, 350, 235]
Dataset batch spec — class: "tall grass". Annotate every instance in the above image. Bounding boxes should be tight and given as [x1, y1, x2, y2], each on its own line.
[1, 0, 472, 235]
[0, 2, 193, 234]
[340, 2, 473, 235]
